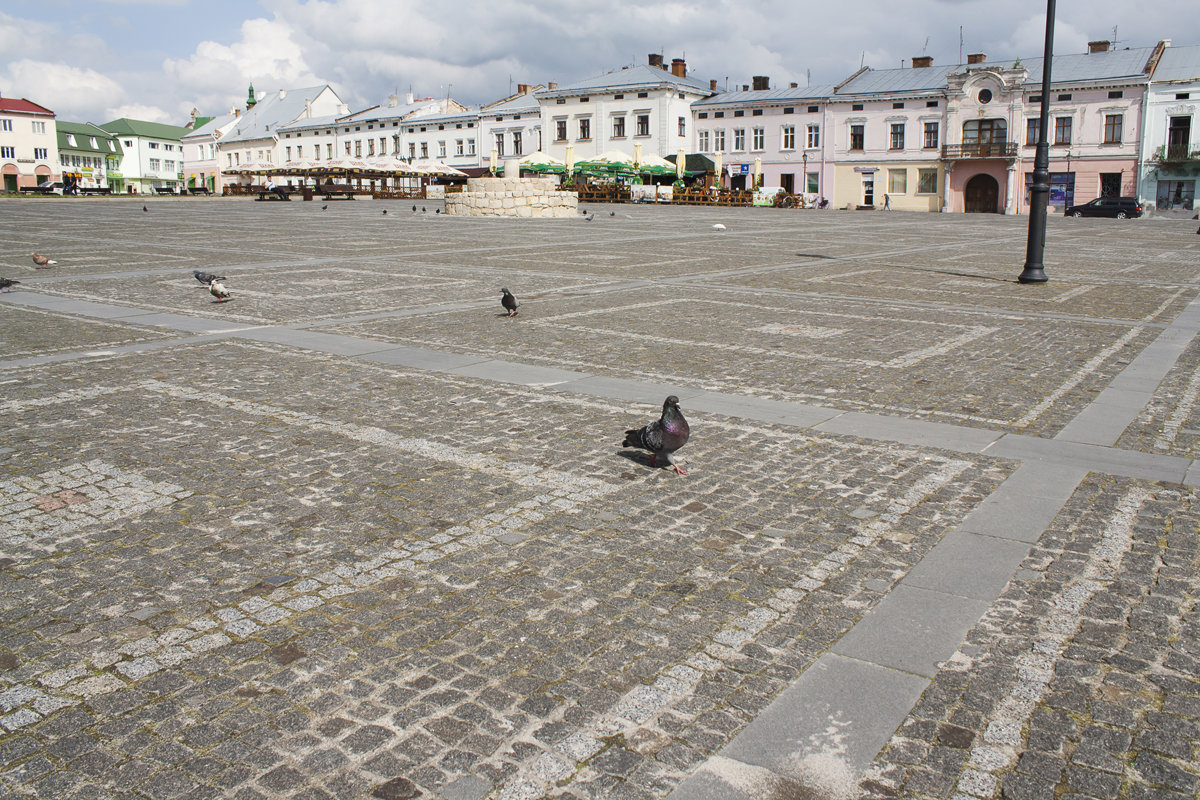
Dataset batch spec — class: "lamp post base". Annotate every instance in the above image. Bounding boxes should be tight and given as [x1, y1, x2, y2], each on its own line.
[1018, 267, 1048, 284]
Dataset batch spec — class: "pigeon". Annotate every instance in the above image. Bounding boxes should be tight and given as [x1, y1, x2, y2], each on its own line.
[412, 204, 417, 212]
[322, 204, 328, 210]
[500, 288, 518, 317]
[142, 205, 148, 212]
[622, 395, 690, 475]
[585, 213, 594, 222]
[435, 208, 442, 214]
[193, 270, 226, 286]
[208, 278, 232, 303]
[30, 252, 56, 268]
[610, 211, 615, 217]
[712, 223, 727, 232]
[422, 206, 427, 213]
[382, 209, 388, 215]
[0, 278, 20, 292]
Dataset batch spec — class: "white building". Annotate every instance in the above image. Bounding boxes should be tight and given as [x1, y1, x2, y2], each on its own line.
[480, 85, 544, 168]
[398, 108, 480, 171]
[0, 95, 58, 191]
[180, 110, 239, 193]
[1139, 42, 1200, 212]
[536, 55, 714, 163]
[98, 118, 190, 194]
[216, 83, 344, 182]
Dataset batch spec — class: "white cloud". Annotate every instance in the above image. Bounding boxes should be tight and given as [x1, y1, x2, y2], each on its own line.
[0, 60, 127, 121]
[104, 103, 173, 124]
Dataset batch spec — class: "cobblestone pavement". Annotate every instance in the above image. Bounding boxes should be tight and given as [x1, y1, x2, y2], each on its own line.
[0, 197, 1197, 800]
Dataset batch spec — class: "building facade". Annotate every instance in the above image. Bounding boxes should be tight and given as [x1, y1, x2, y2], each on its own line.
[181, 112, 239, 193]
[55, 121, 123, 191]
[216, 84, 345, 182]
[480, 85, 544, 169]
[536, 56, 713, 166]
[99, 118, 190, 194]
[693, 78, 834, 198]
[0, 96, 58, 191]
[1139, 42, 1200, 212]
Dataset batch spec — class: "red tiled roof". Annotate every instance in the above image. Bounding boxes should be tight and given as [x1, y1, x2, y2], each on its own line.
[0, 97, 55, 116]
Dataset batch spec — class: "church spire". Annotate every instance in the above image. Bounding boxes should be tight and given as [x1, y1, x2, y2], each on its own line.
[246, 82, 257, 109]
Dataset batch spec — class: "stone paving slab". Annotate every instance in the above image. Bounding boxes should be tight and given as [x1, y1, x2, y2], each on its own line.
[0, 306, 174, 360]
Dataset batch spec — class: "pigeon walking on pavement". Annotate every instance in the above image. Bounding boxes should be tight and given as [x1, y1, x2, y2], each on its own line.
[193, 270, 226, 286]
[622, 395, 690, 475]
[208, 278, 232, 303]
[500, 288, 518, 317]
[0, 278, 20, 292]
[30, 252, 56, 268]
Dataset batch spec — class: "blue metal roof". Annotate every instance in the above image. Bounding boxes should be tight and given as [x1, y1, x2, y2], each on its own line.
[538, 64, 713, 96]
[222, 85, 335, 143]
[694, 84, 837, 106]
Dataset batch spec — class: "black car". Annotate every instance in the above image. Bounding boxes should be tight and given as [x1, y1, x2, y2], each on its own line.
[1064, 196, 1143, 219]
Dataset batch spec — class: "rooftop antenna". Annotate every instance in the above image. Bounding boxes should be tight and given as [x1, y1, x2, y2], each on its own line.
[959, 26, 964, 64]
[806, 68, 811, 86]
[1111, 26, 1119, 49]
[860, 51, 865, 68]
[923, 36, 930, 55]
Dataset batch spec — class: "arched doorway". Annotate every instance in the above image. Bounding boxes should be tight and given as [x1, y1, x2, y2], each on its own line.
[965, 174, 1000, 213]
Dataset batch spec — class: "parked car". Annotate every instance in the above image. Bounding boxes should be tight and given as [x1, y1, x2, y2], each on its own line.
[1064, 196, 1143, 219]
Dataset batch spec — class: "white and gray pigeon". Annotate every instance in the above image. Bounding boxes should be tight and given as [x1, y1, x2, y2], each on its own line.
[208, 278, 232, 303]
[622, 395, 690, 475]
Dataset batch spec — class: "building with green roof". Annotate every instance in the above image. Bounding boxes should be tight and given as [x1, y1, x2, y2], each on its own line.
[99, 118, 190, 194]
[56, 121, 123, 192]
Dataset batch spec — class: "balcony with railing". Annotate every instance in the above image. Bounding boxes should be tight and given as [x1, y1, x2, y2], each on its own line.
[942, 141, 1019, 159]
[1150, 145, 1200, 165]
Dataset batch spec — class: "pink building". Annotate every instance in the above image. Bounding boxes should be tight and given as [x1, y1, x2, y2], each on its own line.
[828, 41, 1158, 213]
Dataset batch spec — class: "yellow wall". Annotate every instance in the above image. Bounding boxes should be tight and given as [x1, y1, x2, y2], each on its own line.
[833, 163, 943, 211]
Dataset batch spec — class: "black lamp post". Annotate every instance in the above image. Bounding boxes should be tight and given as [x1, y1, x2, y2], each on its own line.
[802, 150, 808, 194]
[1019, 0, 1056, 284]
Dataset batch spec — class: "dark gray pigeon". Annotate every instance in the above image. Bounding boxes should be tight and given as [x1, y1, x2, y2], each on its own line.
[622, 395, 690, 475]
[0, 278, 20, 292]
[194, 270, 226, 285]
[500, 288, 518, 317]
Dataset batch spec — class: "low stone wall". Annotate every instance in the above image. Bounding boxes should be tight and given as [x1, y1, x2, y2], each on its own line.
[445, 177, 578, 218]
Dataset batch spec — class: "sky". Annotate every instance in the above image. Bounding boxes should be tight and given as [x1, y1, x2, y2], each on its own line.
[3, 0, 1199, 127]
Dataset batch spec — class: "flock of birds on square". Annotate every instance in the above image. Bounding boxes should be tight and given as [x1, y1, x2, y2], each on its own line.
[6, 202, 702, 474]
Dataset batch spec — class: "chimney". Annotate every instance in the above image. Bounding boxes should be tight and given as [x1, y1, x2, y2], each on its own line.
[649, 53, 664, 69]
[790, 82, 798, 88]
[671, 58, 687, 77]
[742, 85, 749, 92]
[912, 55, 933, 68]
[1088, 40, 1111, 54]
[967, 53, 987, 64]
[752, 75, 769, 91]
[548, 82, 557, 90]
[517, 83, 531, 94]
[387, 94, 398, 108]
[710, 79, 718, 91]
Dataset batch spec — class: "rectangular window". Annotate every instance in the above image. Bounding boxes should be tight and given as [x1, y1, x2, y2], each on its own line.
[32, 147, 47, 160]
[752, 109, 763, 116]
[888, 168, 907, 194]
[850, 124, 864, 150]
[783, 107, 794, 114]
[296, 145, 303, 158]
[555, 119, 567, 141]
[917, 168, 938, 194]
[1026, 118, 1041, 145]
[806, 171, 819, 193]
[923, 122, 939, 149]
[149, 142, 159, 149]
[678, 116, 686, 137]
[148, 158, 160, 170]
[808, 105, 820, 113]
[0, 146, 13, 158]
[455, 140, 464, 156]
[165, 160, 174, 171]
[636, 114, 650, 136]
[733, 128, 745, 151]
[0, 120, 12, 131]
[1103, 114, 1123, 144]
[578, 117, 591, 140]
[409, 143, 416, 159]
[286, 146, 292, 160]
[420, 142, 428, 158]
[32, 121, 46, 134]
[1108, 90, 1124, 99]
[467, 138, 476, 155]
[752, 127, 765, 150]
[889, 123, 904, 150]
[713, 129, 725, 151]
[326, 143, 332, 158]
[782, 125, 795, 150]
[512, 131, 522, 155]
[893, 102, 905, 109]
[1054, 117, 1072, 145]
[494, 134, 503, 157]
[698, 130, 710, 151]
[734, 110, 744, 117]
[438, 140, 447, 158]
[613, 116, 626, 138]
[807, 124, 820, 149]
[354, 140, 362, 157]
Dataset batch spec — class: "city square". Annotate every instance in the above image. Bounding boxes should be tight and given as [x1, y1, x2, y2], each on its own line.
[0, 197, 1198, 800]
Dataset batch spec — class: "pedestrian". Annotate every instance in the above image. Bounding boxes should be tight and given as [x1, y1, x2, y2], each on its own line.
[266, 178, 286, 200]
[883, 193, 891, 210]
